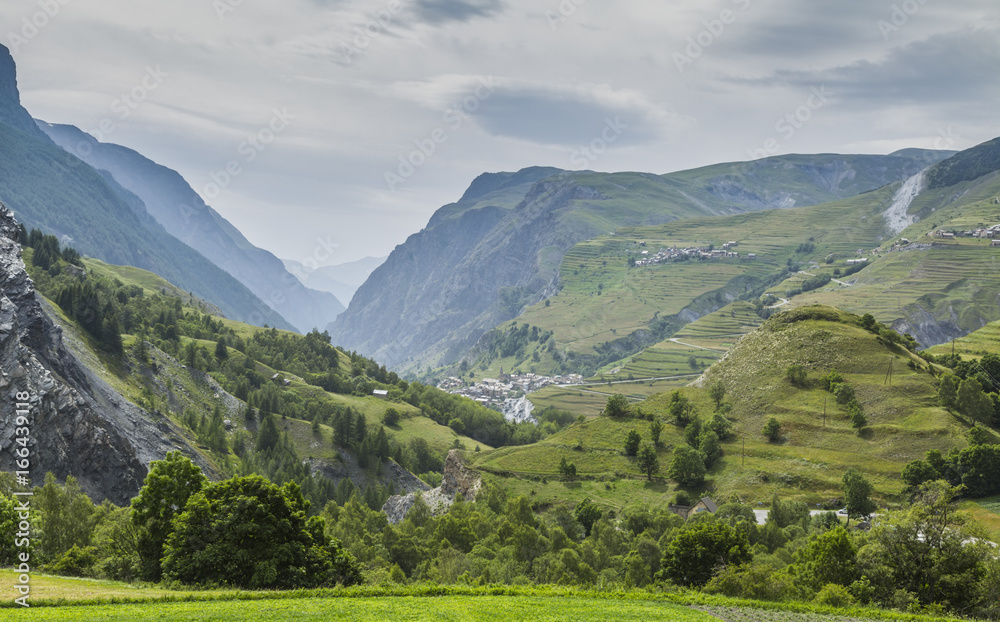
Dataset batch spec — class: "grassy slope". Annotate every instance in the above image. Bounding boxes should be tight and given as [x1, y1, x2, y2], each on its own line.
[791, 173, 1000, 332]
[479, 187, 894, 378]
[480, 306, 971, 507]
[45, 257, 479, 479]
[925, 319, 1000, 360]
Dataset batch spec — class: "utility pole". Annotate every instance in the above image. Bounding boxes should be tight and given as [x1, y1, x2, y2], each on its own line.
[742, 435, 745, 467]
[823, 395, 827, 428]
[884, 358, 893, 386]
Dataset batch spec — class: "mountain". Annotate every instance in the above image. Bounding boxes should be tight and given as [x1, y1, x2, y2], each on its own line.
[0, 44, 293, 331]
[36, 122, 345, 333]
[329, 152, 954, 373]
[0, 205, 213, 503]
[282, 255, 386, 307]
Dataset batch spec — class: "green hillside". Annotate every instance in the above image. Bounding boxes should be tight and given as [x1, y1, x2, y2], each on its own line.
[456, 185, 896, 382]
[24, 239, 503, 512]
[476, 306, 974, 507]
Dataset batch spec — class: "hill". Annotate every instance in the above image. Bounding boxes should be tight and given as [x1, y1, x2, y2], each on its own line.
[37, 121, 344, 333]
[473, 306, 973, 508]
[16, 225, 523, 506]
[330, 152, 951, 374]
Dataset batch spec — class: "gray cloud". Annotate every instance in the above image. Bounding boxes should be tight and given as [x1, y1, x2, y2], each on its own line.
[410, 0, 505, 24]
[735, 27, 1000, 106]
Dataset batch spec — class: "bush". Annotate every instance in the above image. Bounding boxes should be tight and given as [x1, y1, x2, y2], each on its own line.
[786, 364, 807, 387]
[833, 383, 855, 405]
[814, 582, 856, 607]
[624, 430, 642, 456]
[762, 417, 781, 442]
[47, 545, 98, 577]
[382, 408, 401, 427]
[602, 394, 631, 418]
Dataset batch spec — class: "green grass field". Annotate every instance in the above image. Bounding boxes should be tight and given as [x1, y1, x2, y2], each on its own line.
[3, 595, 712, 621]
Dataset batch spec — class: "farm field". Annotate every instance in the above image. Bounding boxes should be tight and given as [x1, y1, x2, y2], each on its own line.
[1, 596, 712, 621]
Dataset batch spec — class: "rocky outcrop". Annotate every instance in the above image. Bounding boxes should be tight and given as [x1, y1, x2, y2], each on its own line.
[0, 205, 210, 504]
[382, 449, 481, 524]
[307, 452, 429, 496]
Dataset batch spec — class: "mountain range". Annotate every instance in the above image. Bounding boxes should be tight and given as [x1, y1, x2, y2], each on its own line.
[328, 151, 955, 374]
[0, 43, 343, 334]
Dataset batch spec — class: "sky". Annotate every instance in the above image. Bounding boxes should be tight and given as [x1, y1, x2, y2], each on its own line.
[2, 0, 998, 265]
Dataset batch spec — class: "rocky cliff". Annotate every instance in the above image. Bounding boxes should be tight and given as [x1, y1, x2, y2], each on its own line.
[0, 205, 210, 504]
[382, 449, 481, 524]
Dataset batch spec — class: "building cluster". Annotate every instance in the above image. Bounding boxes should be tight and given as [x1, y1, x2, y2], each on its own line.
[930, 223, 1000, 240]
[438, 370, 584, 408]
[630, 240, 756, 267]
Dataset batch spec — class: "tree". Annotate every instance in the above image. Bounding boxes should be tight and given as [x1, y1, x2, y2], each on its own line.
[786, 364, 808, 387]
[833, 382, 855, 405]
[558, 457, 577, 479]
[901, 459, 939, 488]
[698, 430, 722, 468]
[860, 313, 877, 331]
[637, 444, 660, 480]
[256, 412, 280, 453]
[660, 521, 752, 587]
[957, 377, 993, 423]
[574, 499, 603, 537]
[382, 408, 401, 427]
[709, 382, 727, 411]
[602, 394, 631, 418]
[131, 452, 207, 581]
[793, 526, 858, 591]
[214, 337, 228, 360]
[855, 481, 993, 612]
[162, 475, 360, 588]
[842, 468, 877, 527]
[667, 444, 706, 488]
[938, 374, 960, 410]
[848, 400, 867, 429]
[762, 417, 781, 442]
[35, 473, 96, 564]
[650, 418, 663, 447]
[667, 390, 697, 425]
[823, 370, 844, 392]
[705, 412, 732, 440]
[624, 430, 642, 456]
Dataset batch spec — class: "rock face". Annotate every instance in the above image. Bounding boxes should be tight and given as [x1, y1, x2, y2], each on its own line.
[0, 205, 209, 504]
[382, 449, 482, 524]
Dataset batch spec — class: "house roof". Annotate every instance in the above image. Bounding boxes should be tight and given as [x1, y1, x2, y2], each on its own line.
[699, 497, 718, 513]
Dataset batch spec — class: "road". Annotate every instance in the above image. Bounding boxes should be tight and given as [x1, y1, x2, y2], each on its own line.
[752, 509, 840, 525]
[667, 338, 727, 352]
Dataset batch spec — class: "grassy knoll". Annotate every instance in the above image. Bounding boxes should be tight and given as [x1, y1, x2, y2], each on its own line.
[486, 306, 972, 506]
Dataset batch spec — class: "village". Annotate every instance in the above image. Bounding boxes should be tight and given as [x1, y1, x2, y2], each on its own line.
[437, 369, 585, 411]
[629, 239, 757, 267]
[930, 221, 1000, 245]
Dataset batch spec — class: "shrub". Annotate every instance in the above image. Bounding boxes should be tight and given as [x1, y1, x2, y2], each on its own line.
[786, 364, 807, 387]
[762, 417, 781, 442]
[814, 582, 856, 607]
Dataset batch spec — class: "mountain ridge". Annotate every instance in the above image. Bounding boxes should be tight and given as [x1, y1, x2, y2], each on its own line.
[330, 150, 955, 373]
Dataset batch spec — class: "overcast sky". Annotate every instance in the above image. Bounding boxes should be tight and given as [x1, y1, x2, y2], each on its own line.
[3, 0, 998, 264]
